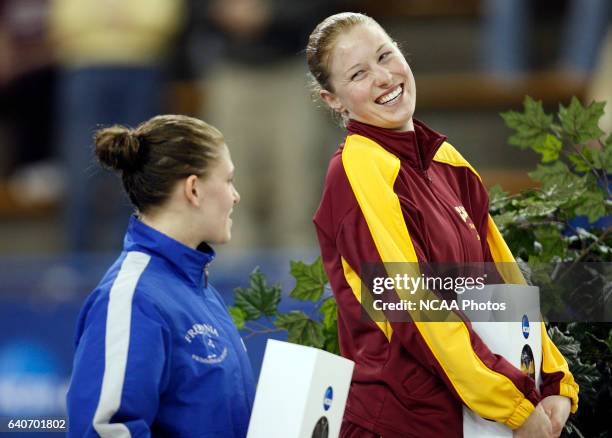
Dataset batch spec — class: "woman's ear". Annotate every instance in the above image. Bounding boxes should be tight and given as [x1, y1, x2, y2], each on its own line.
[320, 89, 344, 113]
[184, 175, 200, 207]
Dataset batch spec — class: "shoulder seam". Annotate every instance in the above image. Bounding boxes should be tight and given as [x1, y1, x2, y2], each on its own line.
[433, 142, 481, 181]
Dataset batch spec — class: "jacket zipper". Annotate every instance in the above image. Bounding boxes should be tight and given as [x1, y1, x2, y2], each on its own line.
[415, 143, 471, 261]
[199, 267, 251, 400]
[415, 138, 433, 185]
[203, 263, 209, 289]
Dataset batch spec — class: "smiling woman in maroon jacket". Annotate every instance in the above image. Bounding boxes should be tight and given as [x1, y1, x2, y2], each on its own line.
[306, 12, 578, 438]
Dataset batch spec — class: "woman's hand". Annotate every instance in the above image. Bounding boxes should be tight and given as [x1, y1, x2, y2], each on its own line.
[513, 403, 553, 438]
[540, 395, 571, 437]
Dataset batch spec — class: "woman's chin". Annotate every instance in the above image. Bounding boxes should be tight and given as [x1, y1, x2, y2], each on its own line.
[218, 231, 232, 245]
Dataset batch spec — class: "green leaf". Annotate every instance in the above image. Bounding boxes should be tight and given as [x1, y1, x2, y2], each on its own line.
[323, 324, 340, 355]
[228, 306, 246, 330]
[503, 228, 537, 260]
[558, 97, 605, 144]
[590, 142, 612, 170]
[319, 297, 337, 330]
[532, 133, 562, 163]
[574, 190, 607, 223]
[558, 325, 600, 405]
[528, 161, 585, 192]
[319, 298, 339, 353]
[570, 360, 599, 399]
[274, 311, 325, 348]
[533, 226, 567, 261]
[568, 152, 592, 172]
[289, 257, 328, 301]
[501, 96, 553, 150]
[488, 185, 510, 211]
[541, 180, 587, 206]
[521, 200, 559, 218]
[234, 267, 281, 320]
[548, 326, 581, 358]
[492, 211, 518, 230]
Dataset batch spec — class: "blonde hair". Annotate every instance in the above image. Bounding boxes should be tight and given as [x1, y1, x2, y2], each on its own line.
[306, 12, 390, 125]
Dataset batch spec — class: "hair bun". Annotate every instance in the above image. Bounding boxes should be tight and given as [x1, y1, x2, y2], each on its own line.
[94, 125, 144, 172]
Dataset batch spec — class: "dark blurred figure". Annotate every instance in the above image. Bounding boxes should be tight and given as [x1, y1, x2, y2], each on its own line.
[482, 0, 611, 80]
[197, 0, 343, 248]
[49, 0, 185, 252]
[0, 0, 60, 204]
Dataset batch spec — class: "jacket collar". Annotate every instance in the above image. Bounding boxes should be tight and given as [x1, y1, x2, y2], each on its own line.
[346, 118, 447, 170]
[123, 215, 215, 288]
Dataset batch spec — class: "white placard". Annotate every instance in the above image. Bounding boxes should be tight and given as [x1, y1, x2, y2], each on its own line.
[462, 284, 541, 437]
[247, 339, 355, 438]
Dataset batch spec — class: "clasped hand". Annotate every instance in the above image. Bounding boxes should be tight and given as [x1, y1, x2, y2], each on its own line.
[513, 396, 571, 438]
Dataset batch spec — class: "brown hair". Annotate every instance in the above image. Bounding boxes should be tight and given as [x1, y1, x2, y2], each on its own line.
[94, 115, 224, 213]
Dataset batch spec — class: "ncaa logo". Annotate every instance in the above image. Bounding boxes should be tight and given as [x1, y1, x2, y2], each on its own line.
[522, 315, 530, 339]
[323, 386, 333, 411]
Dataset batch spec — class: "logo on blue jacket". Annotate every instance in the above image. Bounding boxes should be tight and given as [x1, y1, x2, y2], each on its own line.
[323, 386, 333, 411]
[522, 315, 530, 339]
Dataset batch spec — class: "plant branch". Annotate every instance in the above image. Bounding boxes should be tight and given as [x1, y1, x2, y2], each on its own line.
[598, 137, 610, 196]
[250, 320, 273, 331]
[569, 142, 608, 190]
[556, 228, 611, 283]
[514, 219, 566, 230]
[243, 325, 284, 340]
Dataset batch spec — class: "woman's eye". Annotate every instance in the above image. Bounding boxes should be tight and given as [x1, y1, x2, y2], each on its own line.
[351, 70, 364, 81]
[379, 51, 392, 62]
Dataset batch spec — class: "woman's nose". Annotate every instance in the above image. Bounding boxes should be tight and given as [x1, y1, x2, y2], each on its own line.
[373, 66, 393, 86]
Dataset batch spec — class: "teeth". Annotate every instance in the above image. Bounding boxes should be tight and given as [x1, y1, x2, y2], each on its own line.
[377, 85, 402, 104]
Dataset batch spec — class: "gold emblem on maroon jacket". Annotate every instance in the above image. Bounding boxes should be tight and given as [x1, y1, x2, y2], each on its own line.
[454, 206, 480, 241]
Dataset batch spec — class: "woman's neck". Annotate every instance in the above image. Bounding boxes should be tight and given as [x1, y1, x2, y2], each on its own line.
[139, 210, 199, 249]
[392, 118, 415, 132]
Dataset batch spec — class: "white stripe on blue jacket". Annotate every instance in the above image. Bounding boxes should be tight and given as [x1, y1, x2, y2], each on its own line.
[67, 216, 255, 437]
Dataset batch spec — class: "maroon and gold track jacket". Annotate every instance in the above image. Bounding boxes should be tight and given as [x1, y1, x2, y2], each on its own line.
[314, 119, 578, 438]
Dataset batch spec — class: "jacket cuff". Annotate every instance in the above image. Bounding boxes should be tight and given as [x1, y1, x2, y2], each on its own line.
[504, 397, 536, 430]
[559, 383, 579, 413]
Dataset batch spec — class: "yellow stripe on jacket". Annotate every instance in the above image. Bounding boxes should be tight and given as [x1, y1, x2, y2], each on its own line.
[342, 134, 538, 428]
[433, 141, 578, 413]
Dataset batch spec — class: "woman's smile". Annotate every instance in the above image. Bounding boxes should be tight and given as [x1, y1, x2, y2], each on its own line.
[321, 23, 416, 131]
[375, 84, 403, 105]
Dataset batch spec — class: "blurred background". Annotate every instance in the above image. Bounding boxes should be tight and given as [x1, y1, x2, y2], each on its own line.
[0, 0, 610, 432]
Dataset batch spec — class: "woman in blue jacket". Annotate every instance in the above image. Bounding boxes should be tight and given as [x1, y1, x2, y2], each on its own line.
[66, 115, 255, 437]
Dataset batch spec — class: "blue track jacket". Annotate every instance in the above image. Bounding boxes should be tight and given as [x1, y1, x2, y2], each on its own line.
[66, 216, 255, 437]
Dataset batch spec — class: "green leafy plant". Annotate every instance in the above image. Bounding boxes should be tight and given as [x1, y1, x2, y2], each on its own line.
[229, 261, 339, 353]
[498, 96, 610, 230]
[231, 96, 611, 437]
[497, 96, 611, 437]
